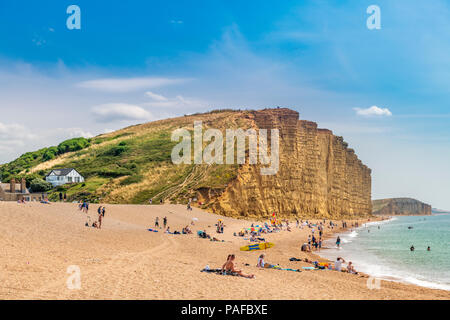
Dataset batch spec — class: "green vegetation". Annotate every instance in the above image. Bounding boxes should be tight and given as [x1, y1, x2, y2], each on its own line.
[57, 137, 90, 154]
[29, 178, 53, 192]
[0, 111, 246, 204]
[0, 137, 90, 181]
[120, 174, 144, 186]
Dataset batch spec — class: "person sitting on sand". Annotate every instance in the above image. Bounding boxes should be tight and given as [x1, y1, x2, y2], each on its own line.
[221, 254, 254, 279]
[347, 261, 358, 274]
[301, 243, 311, 252]
[257, 254, 274, 269]
[183, 225, 192, 234]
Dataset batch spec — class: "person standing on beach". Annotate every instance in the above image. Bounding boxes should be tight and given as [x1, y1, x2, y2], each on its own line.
[97, 206, 102, 216]
[102, 207, 106, 218]
[336, 236, 341, 248]
[163, 216, 167, 229]
[98, 209, 103, 229]
[155, 217, 159, 228]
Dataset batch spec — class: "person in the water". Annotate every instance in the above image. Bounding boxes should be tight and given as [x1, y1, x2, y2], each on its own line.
[427, 246, 431, 251]
[410, 245, 415, 251]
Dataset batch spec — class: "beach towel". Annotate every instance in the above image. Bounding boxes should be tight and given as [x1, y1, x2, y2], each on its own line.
[147, 229, 158, 232]
[201, 268, 239, 277]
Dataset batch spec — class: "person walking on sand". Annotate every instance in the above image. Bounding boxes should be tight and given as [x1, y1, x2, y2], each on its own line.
[155, 217, 160, 228]
[163, 216, 167, 229]
[97, 206, 102, 216]
[102, 207, 106, 217]
[336, 236, 341, 248]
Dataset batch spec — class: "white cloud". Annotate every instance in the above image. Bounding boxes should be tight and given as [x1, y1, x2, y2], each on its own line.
[54, 128, 94, 139]
[0, 122, 36, 155]
[354, 106, 392, 117]
[145, 91, 168, 101]
[142, 94, 206, 109]
[77, 77, 187, 92]
[91, 103, 153, 123]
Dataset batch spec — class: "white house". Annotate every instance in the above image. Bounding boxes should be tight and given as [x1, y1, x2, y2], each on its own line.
[45, 168, 85, 187]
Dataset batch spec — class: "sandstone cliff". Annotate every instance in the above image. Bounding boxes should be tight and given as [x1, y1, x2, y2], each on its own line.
[372, 198, 432, 216]
[203, 108, 372, 219]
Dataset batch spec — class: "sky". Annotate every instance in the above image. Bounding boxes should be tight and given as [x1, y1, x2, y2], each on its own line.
[0, 0, 449, 209]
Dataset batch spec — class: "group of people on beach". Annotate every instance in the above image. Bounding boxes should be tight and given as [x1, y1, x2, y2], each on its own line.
[148, 198, 164, 205]
[79, 201, 89, 213]
[216, 220, 225, 233]
[81, 202, 105, 229]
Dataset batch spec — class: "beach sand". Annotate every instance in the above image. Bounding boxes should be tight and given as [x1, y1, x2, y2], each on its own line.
[0, 202, 448, 300]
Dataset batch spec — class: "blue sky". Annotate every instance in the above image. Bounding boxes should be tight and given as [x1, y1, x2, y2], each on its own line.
[0, 1, 449, 208]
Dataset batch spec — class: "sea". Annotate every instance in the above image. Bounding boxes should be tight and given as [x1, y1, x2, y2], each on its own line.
[318, 214, 450, 291]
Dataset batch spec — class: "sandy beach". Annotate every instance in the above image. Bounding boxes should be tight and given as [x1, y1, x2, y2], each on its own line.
[0, 201, 448, 300]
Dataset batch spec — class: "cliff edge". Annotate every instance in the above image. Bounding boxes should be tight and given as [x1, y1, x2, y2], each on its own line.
[372, 198, 432, 216]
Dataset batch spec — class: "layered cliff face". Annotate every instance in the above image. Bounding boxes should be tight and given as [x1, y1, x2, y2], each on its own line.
[205, 108, 372, 219]
[372, 198, 432, 216]
[4, 108, 372, 219]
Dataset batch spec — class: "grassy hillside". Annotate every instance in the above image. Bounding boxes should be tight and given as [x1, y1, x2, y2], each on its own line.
[0, 110, 246, 204]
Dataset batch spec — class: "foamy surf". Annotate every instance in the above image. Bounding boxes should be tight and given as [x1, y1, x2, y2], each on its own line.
[318, 215, 450, 292]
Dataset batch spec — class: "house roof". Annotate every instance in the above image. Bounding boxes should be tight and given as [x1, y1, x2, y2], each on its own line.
[46, 168, 76, 177]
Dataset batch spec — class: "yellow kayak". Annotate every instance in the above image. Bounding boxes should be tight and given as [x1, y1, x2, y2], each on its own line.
[240, 242, 275, 251]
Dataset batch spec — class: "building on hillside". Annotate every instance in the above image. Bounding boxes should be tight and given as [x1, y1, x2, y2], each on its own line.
[0, 178, 46, 202]
[45, 168, 84, 187]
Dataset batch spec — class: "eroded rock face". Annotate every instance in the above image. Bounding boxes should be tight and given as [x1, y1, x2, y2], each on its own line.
[206, 108, 372, 219]
[372, 198, 432, 216]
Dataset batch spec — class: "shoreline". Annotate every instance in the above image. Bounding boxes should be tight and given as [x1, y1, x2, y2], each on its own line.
[315, 216, 450, 292]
